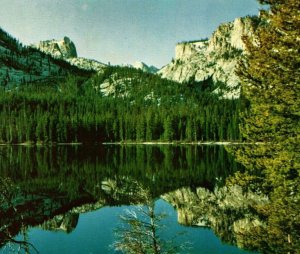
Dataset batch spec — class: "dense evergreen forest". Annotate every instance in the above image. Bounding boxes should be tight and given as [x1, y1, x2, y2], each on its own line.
[0, 66, 241, 143]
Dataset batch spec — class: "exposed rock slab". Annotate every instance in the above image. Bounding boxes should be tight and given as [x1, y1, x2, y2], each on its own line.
[159, 17, 259, 98]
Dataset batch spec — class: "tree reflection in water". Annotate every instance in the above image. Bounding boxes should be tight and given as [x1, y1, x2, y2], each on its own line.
[0, 177, 39, 254]
[113, 185, 188, 254]
[1, 145, 295, 253]
[226, 143, 300, 253]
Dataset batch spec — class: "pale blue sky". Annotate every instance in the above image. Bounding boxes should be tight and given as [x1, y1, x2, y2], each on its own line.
[0, 0, 262, 67]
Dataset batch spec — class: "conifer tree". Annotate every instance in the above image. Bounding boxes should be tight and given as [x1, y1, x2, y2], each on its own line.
[238, 0, 300, 144]
[234, 1, 300, 251]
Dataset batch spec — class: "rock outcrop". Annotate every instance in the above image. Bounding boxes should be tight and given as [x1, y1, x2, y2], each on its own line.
[35, 36, 78, 59]
[0, 28, 92, 88]
[67, 57, 106, 72]
[132, 61, 158, 73]
[159, 16, 260, 98]
[33, 37, 106, 72]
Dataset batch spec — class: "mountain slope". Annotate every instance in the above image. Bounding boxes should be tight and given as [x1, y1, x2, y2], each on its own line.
[85, 65, 183, 101]
[159, 16, 260, 98]
[0, 28, 94, 88]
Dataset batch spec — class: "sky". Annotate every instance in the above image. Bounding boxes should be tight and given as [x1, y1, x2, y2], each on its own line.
[0, 0, 262, 68]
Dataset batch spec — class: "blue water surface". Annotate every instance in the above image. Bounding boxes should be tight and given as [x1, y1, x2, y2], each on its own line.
[19, 199, 256, 254]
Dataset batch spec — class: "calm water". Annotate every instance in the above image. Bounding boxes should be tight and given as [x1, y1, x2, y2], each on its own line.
[0, 145, 257, 253]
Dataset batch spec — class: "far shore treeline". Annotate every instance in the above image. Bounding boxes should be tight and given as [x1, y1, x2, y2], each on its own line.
[0, 66, 240, 144]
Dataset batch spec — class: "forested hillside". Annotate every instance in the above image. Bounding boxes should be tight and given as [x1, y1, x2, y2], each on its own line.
[0, 65, 241, 143]
[0, 25, 243, 144]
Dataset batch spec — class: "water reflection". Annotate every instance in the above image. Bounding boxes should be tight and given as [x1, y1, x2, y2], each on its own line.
[0, 145, 253, 253]
[163, 184, 269, 249]
[113, 186, 188, 254]
[226, 144, 300, 253]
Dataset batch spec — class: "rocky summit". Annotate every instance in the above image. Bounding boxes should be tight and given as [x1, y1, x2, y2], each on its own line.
[159, 17, 260, 98]
[33, 37, 106, 72]
[35, 36, 78, 59]
[0, 28, 93, 88]
[132, 61, 158, 74]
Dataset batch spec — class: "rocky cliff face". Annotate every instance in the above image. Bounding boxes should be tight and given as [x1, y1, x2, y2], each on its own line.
[67, 57, 106, 72]
[35, 36, 78, 59]
[159, 17, 259, 98]
[33, 37, 106, 72]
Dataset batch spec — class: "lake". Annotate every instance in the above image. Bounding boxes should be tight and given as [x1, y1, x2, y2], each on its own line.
[0, 145, 258, 253]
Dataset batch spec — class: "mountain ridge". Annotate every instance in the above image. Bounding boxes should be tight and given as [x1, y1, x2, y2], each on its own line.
[158, 16, 260, 98]
[32, 37, 107, 72]
[0, 15, 261, 98]
[0, 28, 94, 88]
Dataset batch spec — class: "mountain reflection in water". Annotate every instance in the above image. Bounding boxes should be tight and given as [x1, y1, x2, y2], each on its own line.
[0, 145, 296, 253]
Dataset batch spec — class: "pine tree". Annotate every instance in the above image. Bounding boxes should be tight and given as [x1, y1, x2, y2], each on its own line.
[234, 1, 300, 252]
[238, 0, 300, 144]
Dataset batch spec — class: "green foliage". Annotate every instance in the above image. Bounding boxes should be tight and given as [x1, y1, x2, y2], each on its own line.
[221, 46, 243, 60]
[231, 1, 300, 252]
[238, 0, 300, 143]
[179, 38, 209, 44]
[0, 66, 241, 143]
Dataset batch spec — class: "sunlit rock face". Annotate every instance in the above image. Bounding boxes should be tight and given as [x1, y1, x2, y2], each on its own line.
[159, 17, 259, 98]
[66, 57, 106, 72]
[33, 37, 106, 72]
[35, 36, 78, 59]
[132, 61, 159, 73]
[162, 185, 269, 246]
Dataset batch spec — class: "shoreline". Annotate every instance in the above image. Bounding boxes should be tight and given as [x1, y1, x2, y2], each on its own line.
[102, 141, 264, 146]
[0, 141, 264, 146]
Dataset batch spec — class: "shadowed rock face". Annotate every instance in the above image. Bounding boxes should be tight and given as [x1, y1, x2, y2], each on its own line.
[159, 17, 260, 99]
